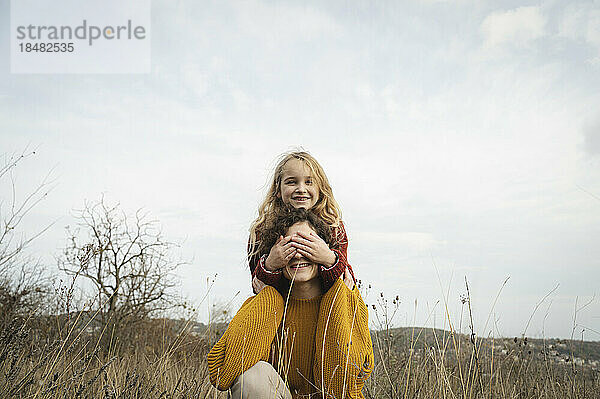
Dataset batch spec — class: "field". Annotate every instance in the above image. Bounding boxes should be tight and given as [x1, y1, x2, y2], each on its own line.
[1, 303, 598, 399]
[1, 153, 598, 398]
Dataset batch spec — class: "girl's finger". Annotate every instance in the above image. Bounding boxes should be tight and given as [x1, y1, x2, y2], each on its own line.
[343, 269, 354, 290]
[295, 245, 314, 255]
[283, 246, 296, 257]
[292, 240, 318, 250]
[309, 231, 325, 242]
[279, 235, 293, 246]
[290, 236, 314, 248]
[295, 231, 316, 242]
[284, 249, 297, 261]
[252, 277, 263, 293]
[296, 248, 313, 259]
[290, 241, 312, 252]
[282, 240, 296, 250]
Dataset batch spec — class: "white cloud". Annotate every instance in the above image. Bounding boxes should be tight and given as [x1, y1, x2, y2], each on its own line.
[2, 0, 599, 339]
[233, 0, 343, 45]
[559, 4, 600, 44]
[559, 3, 600, 63]
[582, 117, 600, 156]
[481, 6, 546, 48]
[355, 231, 446, 252]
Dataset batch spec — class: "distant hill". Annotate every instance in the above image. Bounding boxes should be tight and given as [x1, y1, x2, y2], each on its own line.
[369, 326, 600, 367]
[49, 314, 600, 368]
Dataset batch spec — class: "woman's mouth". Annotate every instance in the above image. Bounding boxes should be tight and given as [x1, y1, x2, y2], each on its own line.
[292, 196, 309, 202]
[289, 262, 311, 269]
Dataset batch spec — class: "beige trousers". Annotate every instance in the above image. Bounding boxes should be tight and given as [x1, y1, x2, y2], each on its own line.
[228, 361, 292, 399]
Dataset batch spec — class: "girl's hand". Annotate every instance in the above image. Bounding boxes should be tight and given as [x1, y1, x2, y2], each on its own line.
[291, 231, 337, 267]
[252, 276, 267, 294]
[343, 268, 354, 290]
[265, 235, 296, 271]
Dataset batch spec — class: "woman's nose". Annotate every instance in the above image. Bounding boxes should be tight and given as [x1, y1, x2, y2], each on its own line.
[293, 250, 302, 259]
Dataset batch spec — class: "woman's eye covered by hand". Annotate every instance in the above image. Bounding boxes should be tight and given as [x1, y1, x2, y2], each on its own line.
[289, 230, 336, 266]
[293, 230, 316, 241]
[280, 237, 297, 260]
[266, 235, 297, 271]
[291, 231, 325, 247]
[277, 236, 297, 258]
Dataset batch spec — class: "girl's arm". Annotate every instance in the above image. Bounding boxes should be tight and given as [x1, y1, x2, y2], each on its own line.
[253, 253, 285, 288]
[313, 275, 374, 398]
[207, 286, 285, 390]
[319, 221, 356, 290]
[251, 222, 358, 293]
[248, 233, 285, 293]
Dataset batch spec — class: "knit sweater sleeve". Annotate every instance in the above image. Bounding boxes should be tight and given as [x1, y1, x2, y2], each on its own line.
[207, 286, 285, 391]
[314, 277, 374, 398]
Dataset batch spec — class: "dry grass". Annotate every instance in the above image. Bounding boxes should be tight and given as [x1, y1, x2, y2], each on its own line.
[0, 286, 598, 399]
[0, 311, 228, 398]
[365, 325, 600, 399]
[363, 279, 600, 399]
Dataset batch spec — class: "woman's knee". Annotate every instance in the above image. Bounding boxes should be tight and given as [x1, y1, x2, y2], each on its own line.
[241, 361, 273, 391]
[229, 361, 290, 399]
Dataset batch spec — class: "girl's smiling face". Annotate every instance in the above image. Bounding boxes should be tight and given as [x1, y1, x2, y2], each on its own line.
[278, 158, 319, 210]
[282, 221, 319, 282]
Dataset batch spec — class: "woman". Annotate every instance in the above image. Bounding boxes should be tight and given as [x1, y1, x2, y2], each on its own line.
[208, 208, 374, 398]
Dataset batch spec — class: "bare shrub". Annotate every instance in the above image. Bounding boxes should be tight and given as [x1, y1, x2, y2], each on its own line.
[0, 149, 54, 324]
[58, 195, 186, 350]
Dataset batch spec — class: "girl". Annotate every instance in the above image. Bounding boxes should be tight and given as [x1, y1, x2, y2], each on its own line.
[248, 151, 356, 295]
[209, 208, 373, 398]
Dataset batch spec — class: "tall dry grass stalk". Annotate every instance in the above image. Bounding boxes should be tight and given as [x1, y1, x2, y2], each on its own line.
[1, 271, 599, 398]
[362, 272, 599, 399]
[0, 307, 230, 398]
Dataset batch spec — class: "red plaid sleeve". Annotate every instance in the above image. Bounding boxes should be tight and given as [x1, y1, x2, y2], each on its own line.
[319, 221, 356, 290]
[254, 254, 283, 285]
[248, 233, 283, 293]
[248, 221, 356, 294]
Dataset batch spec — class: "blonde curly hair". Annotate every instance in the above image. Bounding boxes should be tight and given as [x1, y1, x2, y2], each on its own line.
[248, 151, 342, 266]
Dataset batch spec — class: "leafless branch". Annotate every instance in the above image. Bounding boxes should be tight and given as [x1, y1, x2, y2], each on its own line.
[59, 196, 186, 330]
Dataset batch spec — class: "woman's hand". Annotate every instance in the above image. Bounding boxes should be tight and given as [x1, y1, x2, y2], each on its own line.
[265, 235, 296, 271]
[291, 231, 337, 267]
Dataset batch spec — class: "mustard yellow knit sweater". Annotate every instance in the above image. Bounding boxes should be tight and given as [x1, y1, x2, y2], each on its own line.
[208, 277, 374, 398]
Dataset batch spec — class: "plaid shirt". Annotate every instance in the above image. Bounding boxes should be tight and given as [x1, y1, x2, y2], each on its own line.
[248, 221, 356, 294]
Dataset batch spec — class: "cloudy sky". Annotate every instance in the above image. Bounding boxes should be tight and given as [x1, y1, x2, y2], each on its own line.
[1, 0, 599, 339]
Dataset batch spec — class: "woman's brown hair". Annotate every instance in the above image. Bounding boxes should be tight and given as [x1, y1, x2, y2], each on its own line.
[255, 207, 337, 260]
